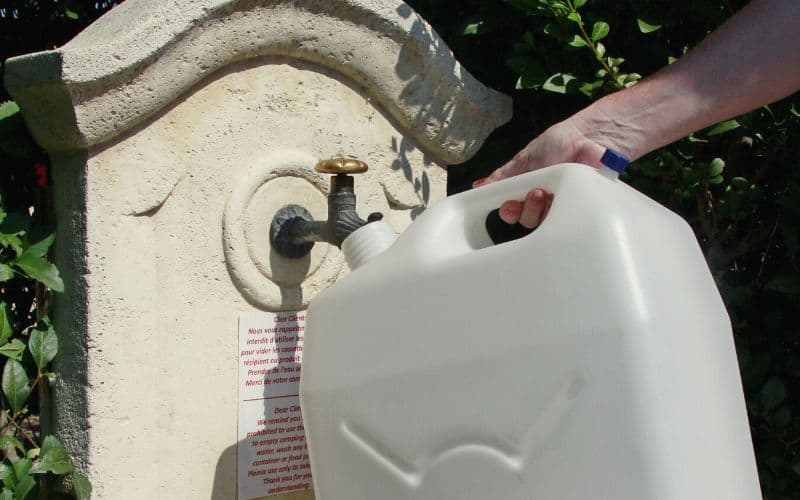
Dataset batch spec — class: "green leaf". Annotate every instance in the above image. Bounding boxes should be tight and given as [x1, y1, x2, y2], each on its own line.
[2, 359, 31, 413]
[462, 22, 482, 35]
[65, 9, 79, 20]
[0, 264, 13, 282]
[568, 35, 588, 47]
[706, 119, 740, 136]
[591, 21, 609, 42]
[0, 435, 25, 453]
[566, 11, 581, 24]
[579, 79, 605, 97]
[30, 436, 74, 475]
[44, 372, 56, 384]
[0, 235, 23, 256]
[573, 0, 587, 7]
[0, 339, 27, 361]
[637, 18, 662, 33]
[765, 274, 800, 294]
[708, 175, 723, 185]
[542, 73, 578, 94]
[595, 42, 606, 57]
[760, 378, 787, 412]
[0, 101, 19, 121]
[12, 459, 31, 482]
[23, 234, 55, 258]
[13, 254, 63, 292]
[0, 212, 31, 256]
[793, 461, 800, 476]
[29, 324, 58, 373]
[72, 472, 92, 500]
[708, 158, 725, 177]
[15, 474, 35, 500]
[0, 302, 11, 345]
[0, 488, 11, 500]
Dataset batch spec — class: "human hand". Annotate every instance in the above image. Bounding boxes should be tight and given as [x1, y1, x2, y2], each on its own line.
[472, 120, 607, 228]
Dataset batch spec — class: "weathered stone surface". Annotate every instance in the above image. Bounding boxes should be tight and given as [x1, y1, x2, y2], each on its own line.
[5, 0, 511, 164]
[5, 1, 511, 499]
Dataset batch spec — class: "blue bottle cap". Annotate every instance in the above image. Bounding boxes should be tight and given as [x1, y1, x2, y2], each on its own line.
[600, 148, 630, 173]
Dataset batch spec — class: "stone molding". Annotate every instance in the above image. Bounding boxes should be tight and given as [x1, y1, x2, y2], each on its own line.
[222, 149, 343, 310]
[4, 0, 511, 163]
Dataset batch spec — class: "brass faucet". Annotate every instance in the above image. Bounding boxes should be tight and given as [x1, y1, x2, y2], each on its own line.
[269, 158, 382, 258]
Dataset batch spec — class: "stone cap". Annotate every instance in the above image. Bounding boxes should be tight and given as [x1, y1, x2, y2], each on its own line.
[4, 0, 512, 163]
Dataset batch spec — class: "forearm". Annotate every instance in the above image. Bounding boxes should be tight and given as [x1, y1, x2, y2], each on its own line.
[569, 0, 800, 161]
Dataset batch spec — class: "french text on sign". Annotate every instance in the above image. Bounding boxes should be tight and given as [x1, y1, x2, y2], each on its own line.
[237, 312, 311, 499]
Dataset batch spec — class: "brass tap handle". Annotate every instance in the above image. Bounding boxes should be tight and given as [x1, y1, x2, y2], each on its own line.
[315, 158, 368, 174]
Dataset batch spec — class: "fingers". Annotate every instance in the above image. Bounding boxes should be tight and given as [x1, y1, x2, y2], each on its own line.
[498, 189, 554, 229]
[518, 189, 548, 228]
[499, 200, 523, 224]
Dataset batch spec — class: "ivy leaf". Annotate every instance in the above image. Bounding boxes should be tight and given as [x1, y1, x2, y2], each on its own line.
[30, 436, 74, 475]
[2, 358, 31, 413]
[0, 339, 27, 361]
[72, 472, 92, 500]
[637, 18, 662, 33]
[706, 119, 740, 136]
[29, 324, 58, 373]
[13, 253, 64, 292]
[0, 302, 11, 345]
[591, 21, 610, 42]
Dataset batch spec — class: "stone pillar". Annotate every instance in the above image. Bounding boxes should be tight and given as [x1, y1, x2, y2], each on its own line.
[5, 1, 510, 498]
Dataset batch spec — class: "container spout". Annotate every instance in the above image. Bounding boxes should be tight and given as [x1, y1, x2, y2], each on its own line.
[341, 221, 397, 269]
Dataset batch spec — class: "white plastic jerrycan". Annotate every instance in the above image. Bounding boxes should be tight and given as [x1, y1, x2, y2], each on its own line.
[299, 163, 761, 500]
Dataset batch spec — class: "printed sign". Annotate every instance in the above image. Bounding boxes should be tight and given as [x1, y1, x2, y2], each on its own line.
[238, 311, 312, 499]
